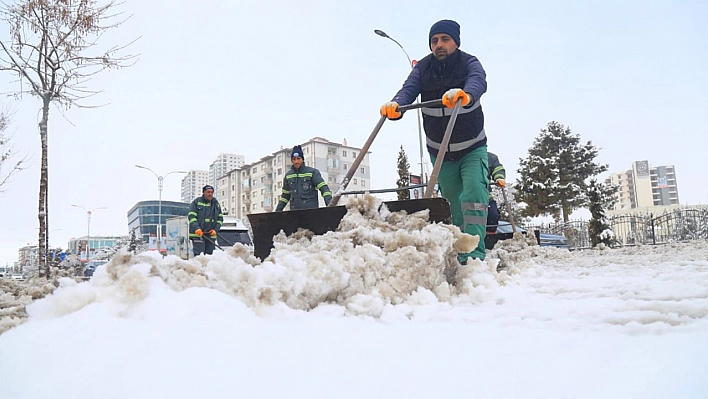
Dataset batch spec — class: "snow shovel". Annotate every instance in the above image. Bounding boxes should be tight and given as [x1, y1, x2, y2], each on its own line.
[201, 234, 224, 251]
[248, 99, 463, 261]
[499, 183, 517, 233]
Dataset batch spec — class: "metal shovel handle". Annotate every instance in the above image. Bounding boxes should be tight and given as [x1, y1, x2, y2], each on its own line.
[329, 99, 444, 207]
[424, 99, 463, 198]
[495, 181, 517, 234]
[201, 234, 224, 251]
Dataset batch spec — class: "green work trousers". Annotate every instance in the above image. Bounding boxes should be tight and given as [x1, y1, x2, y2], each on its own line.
[431, 145, 489, 261]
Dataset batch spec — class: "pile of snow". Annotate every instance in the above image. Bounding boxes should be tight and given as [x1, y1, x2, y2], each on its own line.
[1, 195, 707, 398]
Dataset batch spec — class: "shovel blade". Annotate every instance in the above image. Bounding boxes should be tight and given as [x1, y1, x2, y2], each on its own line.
[248, 197, 452, 260]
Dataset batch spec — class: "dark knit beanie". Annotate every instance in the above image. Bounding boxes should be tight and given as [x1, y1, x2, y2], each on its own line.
[202, 185, 214, 192]
[429, 19, 460, 49]
[291, 145, 304, 159]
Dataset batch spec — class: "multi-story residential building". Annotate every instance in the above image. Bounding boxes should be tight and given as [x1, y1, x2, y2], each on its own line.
[209, 153, 245, 189]
[217, 169, 243, 216]
[181, 170, 209, 203]
[218, 137, 370, 220]
[17, 245, 38, 273]
[605, 160, 680, 211]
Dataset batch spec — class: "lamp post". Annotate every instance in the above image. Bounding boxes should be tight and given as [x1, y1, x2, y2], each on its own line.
[374, 29, 427, 183]
[71, 205, 105, 262]
[135, 165, 187, 254]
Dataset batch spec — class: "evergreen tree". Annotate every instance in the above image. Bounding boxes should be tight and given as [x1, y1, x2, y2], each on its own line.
[129, 229, 138, 253]
[396, 146, 411, 200]
[514, 121, 608, 222]
[587, 179, 618, 247]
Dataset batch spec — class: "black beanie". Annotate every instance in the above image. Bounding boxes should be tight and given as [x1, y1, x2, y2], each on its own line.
[429, 19, 460, 50]
[291, 145, 304, 159]
[202, 185, 214, 192]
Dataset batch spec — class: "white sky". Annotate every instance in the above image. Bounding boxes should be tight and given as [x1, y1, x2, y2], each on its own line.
[1, 0, 707, 265]
[1, 196, 707, 398]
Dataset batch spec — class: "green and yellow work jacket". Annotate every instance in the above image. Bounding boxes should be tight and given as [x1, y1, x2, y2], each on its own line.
[276, 164, 332, 211]
[188, 196, 224, 238]
[487, 151, 506, 200]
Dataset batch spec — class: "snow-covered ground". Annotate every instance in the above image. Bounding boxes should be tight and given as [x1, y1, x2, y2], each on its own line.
[1, 196, 707, 398]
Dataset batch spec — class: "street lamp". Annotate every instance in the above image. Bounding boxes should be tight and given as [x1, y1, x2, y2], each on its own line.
[71, 205, 106, 262]
[374, 29, 427, 183]
[135, 165, 187, 254]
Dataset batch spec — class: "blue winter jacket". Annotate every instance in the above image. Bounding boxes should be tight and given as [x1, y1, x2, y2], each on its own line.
[392, 50, 488, 161]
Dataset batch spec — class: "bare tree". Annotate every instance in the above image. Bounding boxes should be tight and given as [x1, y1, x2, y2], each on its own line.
[0, 109, 25, 191]
[0, 0, 137, 277]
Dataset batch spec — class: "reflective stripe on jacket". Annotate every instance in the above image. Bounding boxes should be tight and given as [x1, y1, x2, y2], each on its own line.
[393, 50, 487, 161]
[276, 164, 332, 211]
[188, 196, 223, 238]
[487, 151, 506, 199]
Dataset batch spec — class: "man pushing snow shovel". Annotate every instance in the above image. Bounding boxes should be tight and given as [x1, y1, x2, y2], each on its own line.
[188, 185, 224, 256]
[380, 19, 490, 263]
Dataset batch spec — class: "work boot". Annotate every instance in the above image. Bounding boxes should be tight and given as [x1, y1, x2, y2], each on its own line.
[457, 254, 468, 266]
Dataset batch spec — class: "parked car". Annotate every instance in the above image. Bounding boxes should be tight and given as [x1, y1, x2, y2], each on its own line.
[83, 260, 109, 277]
[485, 222, 569, 250]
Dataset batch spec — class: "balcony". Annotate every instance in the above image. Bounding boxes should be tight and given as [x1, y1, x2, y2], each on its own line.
[242, 185, 251, 193]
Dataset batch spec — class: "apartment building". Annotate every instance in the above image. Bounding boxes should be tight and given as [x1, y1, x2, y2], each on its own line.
[218, 137, 370, 219]
[605, 160, 680, 211]
[209, 153, 245, 189]
[180, 170, 209, 203]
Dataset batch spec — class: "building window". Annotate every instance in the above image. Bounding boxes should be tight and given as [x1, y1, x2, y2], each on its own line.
[352, 152, 357, 158]
[328, 146, 337, 156]
[277, 168, 282, 175]
[360, 167, 365, 174]
[353, 179, 358, 185]
[361, 180, 365, 187]
[343, 164, 348, 170]
[343, 150, 347, 157]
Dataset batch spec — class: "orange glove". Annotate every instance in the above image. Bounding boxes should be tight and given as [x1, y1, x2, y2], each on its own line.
[209, 229, 217, 238]
[496, 179, 506, 187]
[380, 101, 401, 119]
[442, 89, 471, 108]
[195, 229, 203, 237]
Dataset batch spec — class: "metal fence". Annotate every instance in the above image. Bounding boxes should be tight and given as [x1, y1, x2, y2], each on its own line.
[524, 207, 708, 250]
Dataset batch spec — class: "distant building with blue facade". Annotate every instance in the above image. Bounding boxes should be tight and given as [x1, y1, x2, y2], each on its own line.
[127, 200, 190, 243]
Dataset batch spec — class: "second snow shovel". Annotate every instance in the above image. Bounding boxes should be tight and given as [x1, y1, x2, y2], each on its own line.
[248, 99, 463, 260]
[499, 184, 517, 233]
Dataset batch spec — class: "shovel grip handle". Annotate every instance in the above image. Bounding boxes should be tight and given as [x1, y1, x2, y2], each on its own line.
[398, 99, 442, 112]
